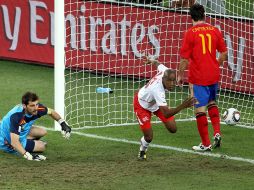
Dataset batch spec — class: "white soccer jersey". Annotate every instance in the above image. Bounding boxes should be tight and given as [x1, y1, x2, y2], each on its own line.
[138, 64, 168, 112]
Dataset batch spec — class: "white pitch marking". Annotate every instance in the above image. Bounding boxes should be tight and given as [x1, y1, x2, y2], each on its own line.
[69, 131, 254, 165]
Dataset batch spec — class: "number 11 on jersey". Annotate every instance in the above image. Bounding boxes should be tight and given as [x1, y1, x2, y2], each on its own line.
[199, 33, 212, 54]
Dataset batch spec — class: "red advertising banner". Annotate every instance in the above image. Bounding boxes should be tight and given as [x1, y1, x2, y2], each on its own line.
[0, 0, 53, 64]
[0, 0, 253, 93]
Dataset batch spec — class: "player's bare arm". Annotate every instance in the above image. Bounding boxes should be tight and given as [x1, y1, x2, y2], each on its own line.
[159, 97, 196, 118]
[177, 58, 189, 86]
[218, 51, 228, 65]
[144, 57, 161, 67]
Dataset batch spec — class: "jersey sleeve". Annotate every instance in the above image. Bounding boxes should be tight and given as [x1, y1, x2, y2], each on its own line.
[9, 114, 22, 135]
[180, 31, 192, 59]
[216, 29, 227, 53]
[152, 88, 167, 107]
[157, 64, 168, 72]
[37, 104, 48, 117]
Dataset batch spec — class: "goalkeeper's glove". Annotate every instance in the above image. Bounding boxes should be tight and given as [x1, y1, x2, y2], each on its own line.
[58, 119, 71, 139]
[23, 152, 46, 161]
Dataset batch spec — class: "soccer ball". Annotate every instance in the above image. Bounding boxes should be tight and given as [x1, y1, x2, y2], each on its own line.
[222, 108, 240, 125]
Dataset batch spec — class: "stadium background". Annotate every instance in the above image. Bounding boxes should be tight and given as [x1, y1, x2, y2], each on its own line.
[0, 0, 254, 189]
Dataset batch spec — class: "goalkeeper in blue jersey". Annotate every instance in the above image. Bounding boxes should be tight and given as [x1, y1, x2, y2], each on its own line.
[0, 92, 71, 161]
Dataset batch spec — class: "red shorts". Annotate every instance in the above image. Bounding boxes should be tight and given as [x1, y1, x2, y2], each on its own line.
[133, 93, 174, 131]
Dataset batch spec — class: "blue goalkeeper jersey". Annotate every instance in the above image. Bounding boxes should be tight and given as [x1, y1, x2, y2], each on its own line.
[0, 104, 48, 152]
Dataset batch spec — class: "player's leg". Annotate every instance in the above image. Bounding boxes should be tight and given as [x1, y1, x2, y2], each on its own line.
[27, 126, 47, 140]
[163, 120, 177, 133]
[0, 136, 16, 153]
[140, 128, 153, 151]
[192, 84, 212, 151]
[135, 113, 153, 160]
[133, 93, 152, 160]
[24, 139, 46, 153]
[136, 106, 153, 148]
[207, 83, 220, 136]
[207, 83, 221, 148]
[154, 109, 176, 133]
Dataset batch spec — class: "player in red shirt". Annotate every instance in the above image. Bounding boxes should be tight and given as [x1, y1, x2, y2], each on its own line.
[177, 4, 228, 151]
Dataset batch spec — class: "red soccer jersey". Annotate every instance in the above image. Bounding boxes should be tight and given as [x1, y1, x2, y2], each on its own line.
[180, 23, 227, 85]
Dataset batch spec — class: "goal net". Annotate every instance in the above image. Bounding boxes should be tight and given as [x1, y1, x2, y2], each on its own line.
[61, 0, 254, 129]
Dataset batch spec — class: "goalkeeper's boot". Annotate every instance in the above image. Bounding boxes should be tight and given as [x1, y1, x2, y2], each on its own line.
[138, 150, 147, 160]
[192, 143, 212, 152]
[213, 133, 222, 149]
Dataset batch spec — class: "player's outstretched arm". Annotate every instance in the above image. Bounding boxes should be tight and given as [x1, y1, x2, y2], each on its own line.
[49, 109, 72, 139]
[177, 58, 189, 87]
[159, 97, 196, 118]
[143, 56, 161, 67]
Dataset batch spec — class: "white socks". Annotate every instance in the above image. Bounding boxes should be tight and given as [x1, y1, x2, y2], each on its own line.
[140, 136, 150, 151]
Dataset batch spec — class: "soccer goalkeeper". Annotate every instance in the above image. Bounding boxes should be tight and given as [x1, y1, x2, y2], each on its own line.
[0, 91, 71, 161]
[134, 57, 196, 160]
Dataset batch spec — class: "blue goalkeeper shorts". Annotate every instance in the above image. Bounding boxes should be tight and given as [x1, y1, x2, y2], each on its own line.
[193, 83, 218, 108]
[0, 137, 35, 154]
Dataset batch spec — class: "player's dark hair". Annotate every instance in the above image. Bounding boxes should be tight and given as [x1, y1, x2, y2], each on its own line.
[189, 4, 205, 21]
[22, 92, 39, 105]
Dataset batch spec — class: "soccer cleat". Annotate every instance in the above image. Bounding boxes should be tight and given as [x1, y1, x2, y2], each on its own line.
[192, 143, 212, 152]
[213, 133, 222, 148]
[138, 150, 147, 160]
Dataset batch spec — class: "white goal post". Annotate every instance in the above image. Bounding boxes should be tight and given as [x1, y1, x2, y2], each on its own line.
[54, 0, 254, 129]
[54, 0, 65, 130]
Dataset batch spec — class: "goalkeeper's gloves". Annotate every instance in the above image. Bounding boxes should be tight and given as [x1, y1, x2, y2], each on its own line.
[23, 152, 46, 161]
[58, 119, 71, 139]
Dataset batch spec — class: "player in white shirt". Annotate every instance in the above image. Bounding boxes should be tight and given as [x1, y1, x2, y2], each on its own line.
[134, 58, 196, 160]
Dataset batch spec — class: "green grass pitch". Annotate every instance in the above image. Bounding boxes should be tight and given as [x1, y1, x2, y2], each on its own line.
[1, 60, 254, 190]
